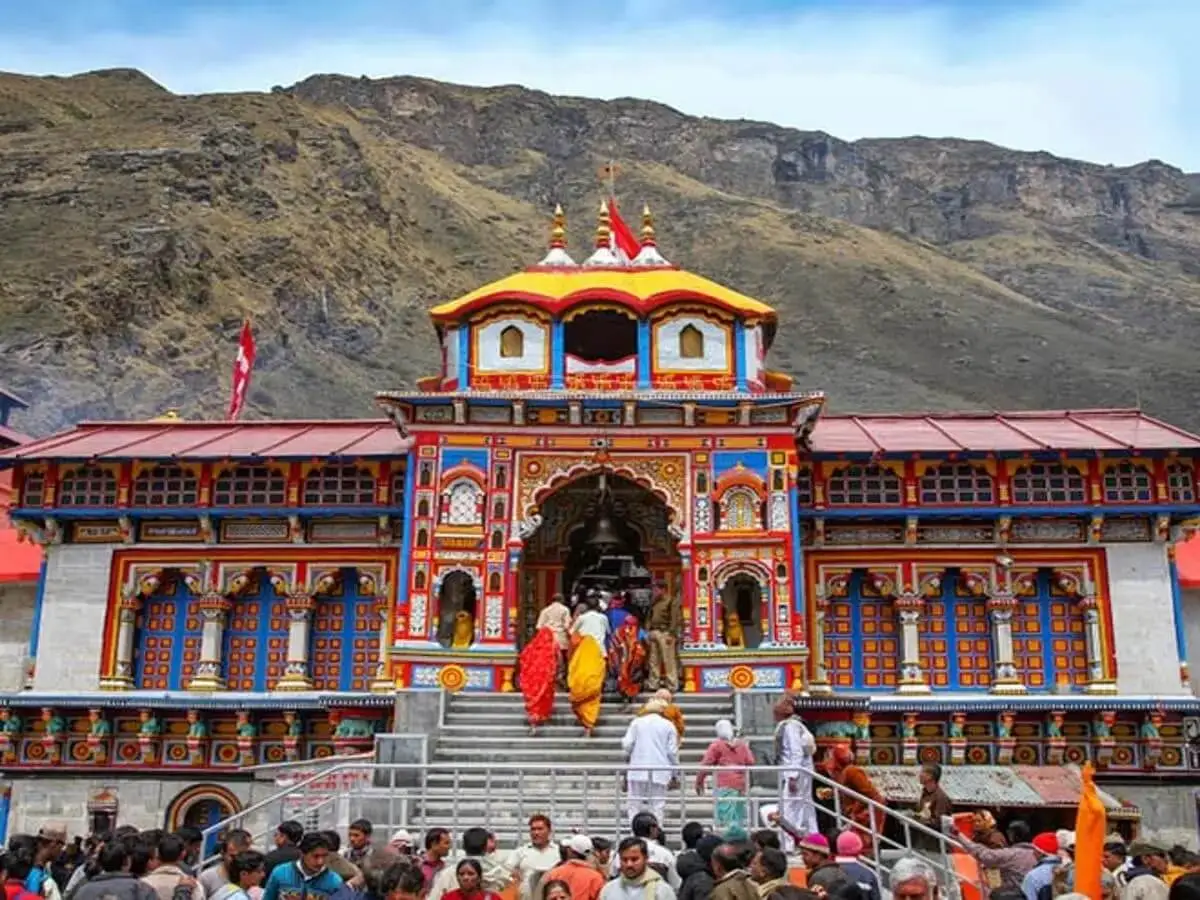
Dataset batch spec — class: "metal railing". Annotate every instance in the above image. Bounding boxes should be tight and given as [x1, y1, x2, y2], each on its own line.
[202, 761, 979, 897]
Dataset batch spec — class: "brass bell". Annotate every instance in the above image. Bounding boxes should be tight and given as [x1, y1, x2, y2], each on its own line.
[584, 514, 623, 550]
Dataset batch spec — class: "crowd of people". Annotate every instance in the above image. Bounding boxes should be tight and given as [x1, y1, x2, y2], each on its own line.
[4, 808, 1200, 900]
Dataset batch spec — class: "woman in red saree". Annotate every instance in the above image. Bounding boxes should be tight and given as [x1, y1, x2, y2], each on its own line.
[828, 744, 887, 855]
[518, 626, 557, 735]
[607, 613, 647, 705]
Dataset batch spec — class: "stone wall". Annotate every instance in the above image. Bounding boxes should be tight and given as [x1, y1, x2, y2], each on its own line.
[1101, 782, 1198, 849]
[1105, 543, 1187, 695]
[7, 776, 279, 838]
[32, 544, 113, 692]
[0, 581, 35, 691]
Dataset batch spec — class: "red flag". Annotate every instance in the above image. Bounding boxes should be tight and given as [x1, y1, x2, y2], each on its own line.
[607, 198, 640, 261]
[227, 319, 256, 420]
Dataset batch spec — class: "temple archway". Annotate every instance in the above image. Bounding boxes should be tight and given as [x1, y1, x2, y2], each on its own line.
[164, 784, 241, 856]
[719, 573, 765, 649]
[518, 472, 680, 647]
[436, 570, 478, 649]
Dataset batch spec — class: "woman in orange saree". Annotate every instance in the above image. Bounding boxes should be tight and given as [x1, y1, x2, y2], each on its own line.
[607, 614, 647, 705]
[828, 744, 886, 855]
[519, 626, 558, 735]
[568, 632, 605, 736]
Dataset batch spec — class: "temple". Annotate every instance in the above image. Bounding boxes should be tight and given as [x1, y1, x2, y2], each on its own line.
[2, 202, 1200, 841]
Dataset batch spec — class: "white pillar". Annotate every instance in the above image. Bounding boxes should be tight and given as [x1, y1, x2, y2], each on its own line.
[987, 592, 1026, 694]
[100, 593, 140, 690]
[1080, 595, 1116, 694]
[277, 592, 315, 691]
[188, 594, 231, 691]
[896, 594, 930, 694]
[809, 591, 831, 694]
[371, 594, 394, 692]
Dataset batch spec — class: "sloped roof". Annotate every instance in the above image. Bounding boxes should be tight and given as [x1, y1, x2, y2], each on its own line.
[0, 419, 410, 463]
[0, 471, 42, 583]
[429, 266, 777, 323]
[868, 765, 1126, 810]
[812, 409, 1200, 455]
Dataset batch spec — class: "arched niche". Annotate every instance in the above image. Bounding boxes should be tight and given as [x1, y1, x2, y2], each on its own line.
[719, 573, 765, 649]
[436, 570, 479, 649]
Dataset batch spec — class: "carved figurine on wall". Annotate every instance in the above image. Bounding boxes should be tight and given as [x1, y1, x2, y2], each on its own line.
[723, 604, 746, 649]
[0, 709, 20, 764]
[186, 710, 208, 766]
[87, 709, 111, 763]
[41, 708, 65, 764]
[137, 710, 161, 764]
[283, 711, 303, 761]
[451, 610, 475, 648]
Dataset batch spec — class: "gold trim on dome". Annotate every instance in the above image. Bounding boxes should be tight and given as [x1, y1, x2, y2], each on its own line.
[560, 302, 640, 323]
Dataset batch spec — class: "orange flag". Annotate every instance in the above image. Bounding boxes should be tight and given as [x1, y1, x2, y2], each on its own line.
[1074, 762, 1107, 899]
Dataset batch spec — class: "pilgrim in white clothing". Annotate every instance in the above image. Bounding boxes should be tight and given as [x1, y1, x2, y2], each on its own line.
[621, 699, 679, 825]
[773, 695, 818, 850]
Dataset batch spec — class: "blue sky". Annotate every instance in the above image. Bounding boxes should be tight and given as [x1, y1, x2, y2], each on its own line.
[2, 0, 1196, 169]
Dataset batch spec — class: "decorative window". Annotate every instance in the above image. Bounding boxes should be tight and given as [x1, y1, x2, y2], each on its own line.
[922, 593, 991, 690]
[134, 580, 201, 690]
[494, 467, 508, 490]
[58, 465, 118, 507]
[827, 464, 902, 506]
[679, 324, 704, 359]
[796, 469, 813, 505]
[488, 572, 502, 592]
[1011, 578, 1088, 691]
[499, 325, 524, 359]
[920, 463, 994, 504]
[213, 465, 286, 506]
[391, 468, 406, 507]
[19, 470, 45, 507]
[310, 579, 376, 692]
[1167, 463, 1195, 503]
[418, 462, 434, 488]
[1011, 463, 1086, 504]
[1102, 462, 1153, 503]
[718, 487, 761, 531]
[132, 464, 199, 507]
[490, 529, 504, 549]
[443, 478, 483, 527]
[417, 497, 431, 518]
[223, 581, 288, 691]
[303, 464, 376, 506]
[492, 497, 505, 520]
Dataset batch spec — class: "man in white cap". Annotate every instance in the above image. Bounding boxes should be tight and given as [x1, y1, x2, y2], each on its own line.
[544, 835, 605, 900]
[387, 830, 414, 857]
[621, 696, 679, 824]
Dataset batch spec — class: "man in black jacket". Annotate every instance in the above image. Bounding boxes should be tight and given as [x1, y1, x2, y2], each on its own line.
[262, 823, 304, 878]
[73, 844, 158, 900]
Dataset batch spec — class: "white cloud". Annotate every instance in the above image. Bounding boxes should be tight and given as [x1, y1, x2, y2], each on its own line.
[3, 0, 1196, 169]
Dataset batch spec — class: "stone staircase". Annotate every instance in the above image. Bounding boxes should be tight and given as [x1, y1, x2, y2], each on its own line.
[419, 691, 740, 843]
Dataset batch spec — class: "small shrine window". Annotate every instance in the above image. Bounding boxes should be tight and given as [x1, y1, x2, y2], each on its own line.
[499, 325, 524, 359]
[719, 487, 761, 531]
[1102, 462, 1153, 503]
[494, 467, 507, 490]
[58, 465, 118, 507]
[488, 572, 502, 592]
[492, 497, 506, 520]
[1011, 463, 1086, 504]
[303, 464, 376, 506]
[1167, 463, 1195, 503]
[417, 497, 431, 518]
[443, 479, 483, 527]
[414, 571, 427, 590]
[795, 469, 813, 505]
[132, 464, 199, 507]
[679, 324, 704, 359]
[490, 528, 504, 549]
[920, 462, 994, 504]
[827, 464, 902, 506]
[20, 470, 45, 507]
[391, 467, 406, 507]
[213, 464, 286, 506]
[418, 462, 434, 488]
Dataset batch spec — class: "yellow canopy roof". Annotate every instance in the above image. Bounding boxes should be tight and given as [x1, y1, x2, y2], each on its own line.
[429, 266, 777, 323]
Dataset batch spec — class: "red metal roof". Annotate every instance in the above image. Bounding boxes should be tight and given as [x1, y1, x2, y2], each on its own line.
[811, 409, 1200, 455]
[0, 420, 410, 462]
[0, 424, 32, 449]
[0, 409, 1195, 464]
[0, 469, 42, 583]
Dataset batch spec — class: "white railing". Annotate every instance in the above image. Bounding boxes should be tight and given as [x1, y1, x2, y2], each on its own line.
[202, 761, 979, 897]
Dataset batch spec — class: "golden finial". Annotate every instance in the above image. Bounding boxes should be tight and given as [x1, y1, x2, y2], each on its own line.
[595, 199, 612, 248]
[153, 408, 181, 421]
[640, 204, 656, 246]
[549, 204, 567, 249]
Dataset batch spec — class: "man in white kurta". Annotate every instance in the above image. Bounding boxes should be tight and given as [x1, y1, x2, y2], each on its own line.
[621, 698, 679, 825]
[774, 694, 818, 850]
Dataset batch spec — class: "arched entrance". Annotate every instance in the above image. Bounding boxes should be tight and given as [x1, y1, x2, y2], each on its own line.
[719, 574, 765, 649]
[165, 784, 241, 856]
[436, 571, 478, 648]
[518, 472, 681, 646]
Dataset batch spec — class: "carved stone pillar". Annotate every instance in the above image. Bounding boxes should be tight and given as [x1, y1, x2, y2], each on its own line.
[987, 591, 1026, 694]
[371, 594, 395, 693]
[809, 591, 831, 694]
[100, 592, 141, 690]
[277, 592, 316, 691]
[1079, 593, 1116, 694]
[896, 594, 929, 695]
[188, 593, 231, 691]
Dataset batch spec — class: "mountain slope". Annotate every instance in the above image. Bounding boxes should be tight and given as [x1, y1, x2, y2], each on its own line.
[1, 69, 1198, 435]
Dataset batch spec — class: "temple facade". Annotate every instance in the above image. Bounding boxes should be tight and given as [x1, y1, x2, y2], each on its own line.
[2, 203, 1200, 841]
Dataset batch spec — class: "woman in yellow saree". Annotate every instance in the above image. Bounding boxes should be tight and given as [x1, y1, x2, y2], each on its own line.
[568, 632, 605, 736]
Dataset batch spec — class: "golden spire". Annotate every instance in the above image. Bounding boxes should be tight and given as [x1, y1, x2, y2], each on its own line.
[153, 408, 181, 421]
[594, 199, 612, 248]
[549, 204, 567, 249]
[640, 204, 656, 246]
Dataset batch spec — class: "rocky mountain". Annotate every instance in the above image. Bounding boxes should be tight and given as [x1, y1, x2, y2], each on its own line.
[1, 68, 1199, 435]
